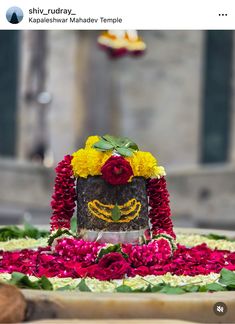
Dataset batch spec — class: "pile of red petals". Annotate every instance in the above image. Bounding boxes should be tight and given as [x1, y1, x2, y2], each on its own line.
[122, 238, 172, 268]
[1, 238, 235, 281]
[54, 238, 103, 266]
[50, 155, 76, 231]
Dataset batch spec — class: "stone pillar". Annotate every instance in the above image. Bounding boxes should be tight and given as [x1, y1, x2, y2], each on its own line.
[113, 31, 204, 168]
[18, 31, 86, 164]
[17, 31, 33, 160]
[47, 31, 81, 163]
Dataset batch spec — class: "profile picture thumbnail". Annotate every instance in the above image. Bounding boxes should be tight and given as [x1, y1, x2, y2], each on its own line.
[6, 7, 24, 24]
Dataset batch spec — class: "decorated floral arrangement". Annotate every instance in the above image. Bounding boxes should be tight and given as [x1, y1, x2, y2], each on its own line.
[1, 134, 235, 295]
[49, 135, 176, 266]
[97, 31, 146, 58]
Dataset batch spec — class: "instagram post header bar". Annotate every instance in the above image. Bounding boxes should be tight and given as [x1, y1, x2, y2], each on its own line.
[0, 0, 235, 29]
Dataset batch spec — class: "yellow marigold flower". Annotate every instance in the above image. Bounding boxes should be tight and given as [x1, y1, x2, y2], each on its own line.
[72, 148, 104, 178]
[136, 151, 158, 178]
[86, 148, 104, 176]
[85, 135, 100, 149]
[127, 151, 164, 178]
[71, 149, 89, 178]
[126, 155, 139, 176]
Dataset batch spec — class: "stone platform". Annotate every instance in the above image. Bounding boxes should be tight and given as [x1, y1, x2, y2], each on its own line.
[23, 289, 235, 323]
[31, 320, 198, 324]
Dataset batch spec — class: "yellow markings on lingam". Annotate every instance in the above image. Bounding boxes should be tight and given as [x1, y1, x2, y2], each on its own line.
[88, 198, 141, 223]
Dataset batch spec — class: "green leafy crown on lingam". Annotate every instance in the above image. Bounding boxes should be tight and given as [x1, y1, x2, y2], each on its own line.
[92, 135, 139, 157]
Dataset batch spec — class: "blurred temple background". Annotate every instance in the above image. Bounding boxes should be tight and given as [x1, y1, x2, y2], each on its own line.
[0, 30, 235, 229]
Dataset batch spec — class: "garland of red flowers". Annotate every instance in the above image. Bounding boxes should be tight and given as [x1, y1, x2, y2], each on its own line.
[147, 177, 176, 240]
[50, 155, 76, 232]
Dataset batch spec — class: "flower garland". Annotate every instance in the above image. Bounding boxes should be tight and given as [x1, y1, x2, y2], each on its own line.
[147, 177, 176, 240]
[50, 155, 76, 231]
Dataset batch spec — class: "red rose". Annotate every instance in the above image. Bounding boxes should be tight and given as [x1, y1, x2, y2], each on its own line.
[74, 252, 130, 280]
[101, 156, 133, 185]
[96, 252, 130, 280]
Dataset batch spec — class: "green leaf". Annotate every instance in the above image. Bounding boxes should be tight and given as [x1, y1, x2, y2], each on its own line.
[198, 285, 209, 292]
[116, 147, 133, 157]
[102, 135, 139, 151]
[115, 137, 131, 147]
[116, 285, 133, 292]
[150, 283, 165, 292]
[204, 233, 228, 240]
[203, 233, 235, 242]
[219, 268, 235, 286]
[0, 226, 23, 241]
[47, 228, 74, 245]
[13, 276, 35, 289]
[77, 279, 91, 292]
[9, 272, 53, 290]
[183, 285, 200, 293]
[159, 285, 185, 294]
[111, 204, 121, 221]
[143, 284, 152, 292]
[39, 276, 53, 290]
[23, 223, 49, 239]
[93, 140, 114, 151]
[70, 215, 77, 234]
[11, 272, 26, 283]
[102, 135, 118, 147]
[93, 135, 139, 154]
[0, 224, 49, 242]
[98, 244, 122, 259]
[227, 284, 235, 290]
[119, 137, 139, 151]
[203, 283, 225, 292]
[127, 142, 139, 151]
